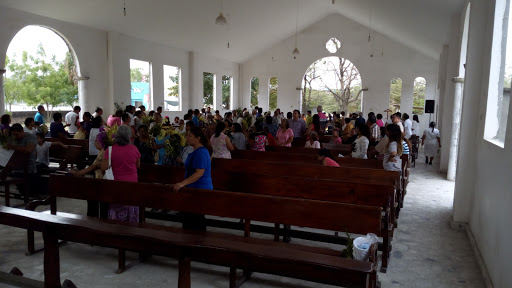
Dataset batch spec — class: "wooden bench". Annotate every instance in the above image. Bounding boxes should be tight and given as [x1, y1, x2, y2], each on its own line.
[23, 175, 382, 288]
[46, 137, 90, 167]
[138, 162, 396, 271]
[0, 151, 30, 207]
[48, 144, 83, 170]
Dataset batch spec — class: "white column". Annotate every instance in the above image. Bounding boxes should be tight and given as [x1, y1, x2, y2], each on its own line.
[0, 69, 5, 115]
[447, 77, 464, 181]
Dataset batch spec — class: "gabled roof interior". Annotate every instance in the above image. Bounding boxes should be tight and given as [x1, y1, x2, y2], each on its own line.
[0, 0, 466, 62]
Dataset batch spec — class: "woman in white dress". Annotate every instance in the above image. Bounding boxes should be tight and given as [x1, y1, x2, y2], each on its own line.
[411, 115, 420, 136]
[422, 122, 441, 165]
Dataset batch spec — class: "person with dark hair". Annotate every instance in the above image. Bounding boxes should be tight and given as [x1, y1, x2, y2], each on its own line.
[422, 122, 441, 165]
[23, 117, 37, 134]
[78, 112, 93, 139]
[210, 122, 234, 159]
[101, 124, 141, 223]
[88, 116, 103, 157]
[391, 113, 404, 134]
[306, 110, 313, 125]
[122, 113, 136, 141]
[306, 114, 322, 137]
[286, 112, 293, 119]
[263, 115, 279, 137]
[232, 123, 247, 150]
[173, 126, 212, 230]
[50, 113, 70, 139]
[412, 115, 420, 136]
[317, 148, 340, 167]
[249, 122, 267, 151]
[155, 106, 163, 124]
[383, 124, 403, 171]
[276, 119, 294, 147]
[214, 110, 222, 121]
[351, 124, 370, 159]
[138, 105, 147, 117]
[403, 113, 412, 139]
[193, 109, 200, 127]
[107, 110, 123, 127]
[65, 106, 81, 134]
[93, 107, 103, 118]
[376, 113, 384, 127]
[134, 125, 156, 164]
[369, 116, 381, 143]
[35, 105, 46, 124]
[0, 114, 11, 135]
[9, 124, 37, 174]
[289, 109, 306, 139]
[342, 117, 352, 136]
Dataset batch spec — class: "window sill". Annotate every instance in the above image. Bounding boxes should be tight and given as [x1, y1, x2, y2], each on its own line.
[483, 137, 505, 148]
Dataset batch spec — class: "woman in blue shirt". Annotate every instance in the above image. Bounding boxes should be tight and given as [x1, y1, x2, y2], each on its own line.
[173, 126, 212, 230]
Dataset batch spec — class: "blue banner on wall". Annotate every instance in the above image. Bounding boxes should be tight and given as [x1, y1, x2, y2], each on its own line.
[131, 82, 151, 108]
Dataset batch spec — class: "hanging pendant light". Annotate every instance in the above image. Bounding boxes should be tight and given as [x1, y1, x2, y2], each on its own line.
[215, 0, 227, 25]
[292, 0, 300, 58]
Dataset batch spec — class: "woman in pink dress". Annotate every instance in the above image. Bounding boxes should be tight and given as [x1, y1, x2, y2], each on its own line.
[107, 110, 123, 127]
[317, 148, 340, 167]
[276, 119, 294, 147]
[101, 124, 141, 223]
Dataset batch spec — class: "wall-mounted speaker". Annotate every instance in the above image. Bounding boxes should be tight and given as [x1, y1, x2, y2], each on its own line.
[425, 100, 435, 113]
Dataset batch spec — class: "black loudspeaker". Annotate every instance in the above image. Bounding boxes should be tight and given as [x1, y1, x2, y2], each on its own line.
[425, 100, 435, 113]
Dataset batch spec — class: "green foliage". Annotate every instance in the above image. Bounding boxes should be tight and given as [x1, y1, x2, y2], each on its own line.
[130, 68, 148, 82]
[251, 77, 259, 107]
[389, 78, 402, 113]
[341, 232, 354, 259]
[167, 70, 179, 97]
[269, 77, 278, 111]
[4, 43, 78, 113]
[222, 75, 231, 110]
[203, 72, 214, 107]
[303, 86, 361, 114]
[413, 78, 426, 115]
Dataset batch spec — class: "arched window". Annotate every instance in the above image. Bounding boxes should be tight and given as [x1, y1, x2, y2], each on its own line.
[269, 77, 278, 111]
[4, 25, 80, 115]
[413, 77, 426, 115]
[251, 77, 259, 107]
[302, 57, 362, 113]
[389, 78, 402, 113]
[222, 75, 232, 110]
[203, 72, 215, 108]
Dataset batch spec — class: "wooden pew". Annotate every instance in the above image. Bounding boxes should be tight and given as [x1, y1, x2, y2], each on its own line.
[0, 151, 30, 206]
[138, 162, 396, 271]
[268, 144, 353, 156]
[48, 144, 83, 170]
[46, 137, 90, 167]
[23, 175, 382, 288]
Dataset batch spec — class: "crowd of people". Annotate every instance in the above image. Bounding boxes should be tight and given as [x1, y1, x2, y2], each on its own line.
[1, 103, 441, 229]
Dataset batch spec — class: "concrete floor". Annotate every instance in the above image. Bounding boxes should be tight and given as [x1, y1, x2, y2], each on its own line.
[0, 158, 486, 288]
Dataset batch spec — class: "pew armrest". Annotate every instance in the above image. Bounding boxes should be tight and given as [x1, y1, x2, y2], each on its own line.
[25, 198, 51, 211]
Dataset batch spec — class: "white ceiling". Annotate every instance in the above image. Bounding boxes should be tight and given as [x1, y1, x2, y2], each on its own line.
[0, 0, 466, 62]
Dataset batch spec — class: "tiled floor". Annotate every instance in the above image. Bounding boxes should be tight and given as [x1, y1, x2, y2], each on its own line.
[0, 158, 485, 287]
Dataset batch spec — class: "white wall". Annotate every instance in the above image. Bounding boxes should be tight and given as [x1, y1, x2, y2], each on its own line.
[0, 7, 108, 116]
[240, 14, 439, 134]
[452, 0, 512, 286]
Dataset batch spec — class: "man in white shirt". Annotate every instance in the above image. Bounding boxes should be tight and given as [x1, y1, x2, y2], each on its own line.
[391, 113, 404, 134]
[65, 106, 81, 134]
[403, 113, 413, 139]
[125, 105, 135, 126]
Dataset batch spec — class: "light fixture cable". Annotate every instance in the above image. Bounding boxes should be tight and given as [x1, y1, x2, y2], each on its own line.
[293, 0, 300, 57]
[123, 0, 126, 16]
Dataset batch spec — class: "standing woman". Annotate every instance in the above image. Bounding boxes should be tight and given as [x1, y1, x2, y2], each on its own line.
[351, 124, 370, 159]
[412, 115, 420, 136]
[101, 125, 141, 222]
[210, 122, 235, 159]
[306, 114, 321, 136]
[173, 127, 212, 230]
[422, 122, 441, 165]
[383, 124, 403, 171]
[0, 114, 11, 135]
[276, 119, 294, 147]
